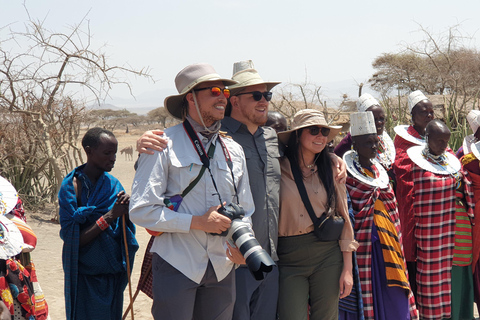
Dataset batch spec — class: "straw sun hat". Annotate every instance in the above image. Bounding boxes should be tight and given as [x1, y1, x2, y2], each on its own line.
[278, 109, 341, 145]
[164, 63, 237, 120]
[228, 60, 281, 96]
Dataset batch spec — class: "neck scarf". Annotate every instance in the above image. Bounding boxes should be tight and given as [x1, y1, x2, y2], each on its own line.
[186, 115, 221, 140]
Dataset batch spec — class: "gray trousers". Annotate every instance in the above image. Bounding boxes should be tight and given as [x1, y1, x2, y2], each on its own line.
[151, 253, 235, 320]
[232, 265, 279, 320]
[277, 232, 343, 320]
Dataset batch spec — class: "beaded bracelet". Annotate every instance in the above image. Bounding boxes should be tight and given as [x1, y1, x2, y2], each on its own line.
[96, 216, 109, 231]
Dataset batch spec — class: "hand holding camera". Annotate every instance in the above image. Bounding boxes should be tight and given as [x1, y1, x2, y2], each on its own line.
[191, 203, 231, 234]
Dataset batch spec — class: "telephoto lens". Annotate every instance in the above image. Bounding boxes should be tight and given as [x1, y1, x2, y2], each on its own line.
[227, 219, 276, 280]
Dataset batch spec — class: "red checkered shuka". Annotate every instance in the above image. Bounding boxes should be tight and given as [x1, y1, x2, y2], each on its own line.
[393, 126, 422, 262]
[412, 164, 474, 320]
[347, 169, 418, 320]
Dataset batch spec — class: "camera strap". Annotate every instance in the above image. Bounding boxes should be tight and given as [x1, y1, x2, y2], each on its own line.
[289, 157, 327, 227]
[183, 119, 240, 204]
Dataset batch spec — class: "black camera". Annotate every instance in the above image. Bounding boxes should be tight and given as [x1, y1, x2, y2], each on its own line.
[218, 203, 276, 281]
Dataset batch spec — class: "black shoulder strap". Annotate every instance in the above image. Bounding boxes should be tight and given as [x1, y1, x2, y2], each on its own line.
[183, 119, 211, 168]
[289, 158, 320, 225]
[182, 119, 240, 205]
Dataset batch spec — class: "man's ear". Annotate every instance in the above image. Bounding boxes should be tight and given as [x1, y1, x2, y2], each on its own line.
[186, 92, 194, 105]
[84, 146, 92, 156]
[230, 95, 239, 109]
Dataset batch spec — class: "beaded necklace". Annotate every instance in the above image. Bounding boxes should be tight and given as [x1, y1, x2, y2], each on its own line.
[353, 153, 376, 179]
[421, 148, 461, 182]
[376, 134, 393, 169]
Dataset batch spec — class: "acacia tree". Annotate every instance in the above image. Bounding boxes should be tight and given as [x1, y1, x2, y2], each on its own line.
[0, 15, 151, 210]
[147, 106, 177, 128]
[369, 24, 480, 150]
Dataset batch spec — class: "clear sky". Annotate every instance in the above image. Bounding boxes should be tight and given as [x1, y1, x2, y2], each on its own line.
[2, 0, 479, 111]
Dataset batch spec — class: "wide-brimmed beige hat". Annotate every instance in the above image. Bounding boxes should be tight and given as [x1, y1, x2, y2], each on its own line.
[164, 63, 238, 119]
[278, 109, 342, 145]
[228, 60, 281, 96]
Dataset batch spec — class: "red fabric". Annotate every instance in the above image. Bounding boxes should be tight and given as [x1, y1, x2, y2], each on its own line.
[347, 168, 418, 320]
[137, 235, 154, 299]
[462, 162, 480, 270]
[393, 126, 422, 262]
[411, 163, 474, 320]
[11, 198, 27, 222]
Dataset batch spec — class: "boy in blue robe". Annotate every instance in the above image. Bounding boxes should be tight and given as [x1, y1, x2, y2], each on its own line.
[59, 127, 138, 320]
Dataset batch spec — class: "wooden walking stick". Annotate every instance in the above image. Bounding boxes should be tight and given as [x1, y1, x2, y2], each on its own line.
[122, 215, 135, 320]
[123, 236, 155, 320]
[122, 261, 152, 320]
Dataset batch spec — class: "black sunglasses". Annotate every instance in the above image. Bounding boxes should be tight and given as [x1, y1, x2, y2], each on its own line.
[235, 91, 273, 101]
[306, 126, 330, 137]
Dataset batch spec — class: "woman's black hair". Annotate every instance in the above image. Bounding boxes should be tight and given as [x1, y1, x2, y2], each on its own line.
[285, 128, 336, 210]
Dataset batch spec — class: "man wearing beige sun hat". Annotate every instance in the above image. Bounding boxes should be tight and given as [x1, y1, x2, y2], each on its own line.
[130, 63, 255, 320]
[221, 60, 282, 320]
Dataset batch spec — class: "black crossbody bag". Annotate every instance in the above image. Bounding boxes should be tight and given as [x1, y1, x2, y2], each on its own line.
[289, 159, 345, 241]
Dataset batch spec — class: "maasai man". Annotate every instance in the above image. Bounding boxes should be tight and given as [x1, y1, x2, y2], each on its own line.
[343, 111, 417, 320]
[408, 120, 474, 320]
[58, 127, 138, 320]
[392, 90, 434, 294]
[335, 93, 395, 176]
[265, 111, 288, 133]
[457, 110, 480, 158]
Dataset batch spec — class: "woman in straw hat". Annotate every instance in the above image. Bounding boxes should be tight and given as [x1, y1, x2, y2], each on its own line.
[343, 112, 418, 320]
[276, 109, 358, 320]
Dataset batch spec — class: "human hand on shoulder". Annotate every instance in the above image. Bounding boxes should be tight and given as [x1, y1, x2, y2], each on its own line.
[137, 129, 167, 155]
[330, 153, 347, 184]
[191, 203, 231, 234]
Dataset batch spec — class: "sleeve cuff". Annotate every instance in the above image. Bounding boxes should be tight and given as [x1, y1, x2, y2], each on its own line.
[339, 239, 359, 252]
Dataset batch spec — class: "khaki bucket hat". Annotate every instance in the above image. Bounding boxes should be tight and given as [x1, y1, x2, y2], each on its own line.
[228, 60, 281, 96]
[164, 63, 237, 119]
[278, 109, 342, 145]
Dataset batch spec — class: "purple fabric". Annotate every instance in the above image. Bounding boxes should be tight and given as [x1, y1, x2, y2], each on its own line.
[334, 133, 353, 158]
[456, 146, 464, 159]
[371, 224, 410, 320]
[339, 310, 360, 320]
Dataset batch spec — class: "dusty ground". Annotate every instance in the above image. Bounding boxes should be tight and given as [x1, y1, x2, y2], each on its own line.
[29, 128, 154, 319]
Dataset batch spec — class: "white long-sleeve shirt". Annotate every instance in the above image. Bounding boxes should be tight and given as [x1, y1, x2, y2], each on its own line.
[129, 123, 254, 283]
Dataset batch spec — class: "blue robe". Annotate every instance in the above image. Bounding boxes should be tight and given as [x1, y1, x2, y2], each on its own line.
[59, 164, 138, 320]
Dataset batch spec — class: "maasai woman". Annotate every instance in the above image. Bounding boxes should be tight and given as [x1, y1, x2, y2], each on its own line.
[0, 176, 49, 320]
[334, 94, 395, 181]
[343, 111, 417, 320]
[459, 120, 480, 315]
[392, 90, 434, 294]
[457, 109, 480, 158]
[408, 120, 474, 320]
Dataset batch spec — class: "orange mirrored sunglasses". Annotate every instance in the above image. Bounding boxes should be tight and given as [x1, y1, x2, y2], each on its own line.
[194, 86, 230, 98]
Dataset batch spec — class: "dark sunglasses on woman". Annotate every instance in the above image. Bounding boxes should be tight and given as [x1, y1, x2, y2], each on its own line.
[306, 126, 330, 137]
[235, 91, 273, 102]
[194, 86, 231, 98]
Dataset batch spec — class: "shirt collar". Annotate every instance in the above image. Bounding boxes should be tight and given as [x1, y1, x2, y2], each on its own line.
[222, 116, 263, 136]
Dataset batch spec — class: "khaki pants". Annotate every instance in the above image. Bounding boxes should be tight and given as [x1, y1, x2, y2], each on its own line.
[277, 232, 343, 320]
